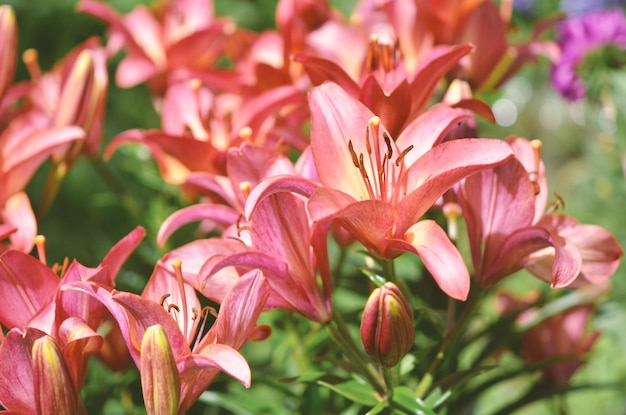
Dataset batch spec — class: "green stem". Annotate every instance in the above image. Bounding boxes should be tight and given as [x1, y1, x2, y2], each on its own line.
[382, 366, 397, 402]
[37, 161, 68, 219]
[285, 313, 312, 375]
[415, 287, 485, 398]
[325, 312, 386, 396]
[381, 259, 396, 284]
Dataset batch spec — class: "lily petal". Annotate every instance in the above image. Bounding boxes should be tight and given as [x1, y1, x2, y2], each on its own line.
[398, 138, 514, 233]
[389, 220, 470, 300]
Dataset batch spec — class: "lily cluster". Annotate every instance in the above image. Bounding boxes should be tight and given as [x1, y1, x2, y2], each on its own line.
[0, 0, 623, 413]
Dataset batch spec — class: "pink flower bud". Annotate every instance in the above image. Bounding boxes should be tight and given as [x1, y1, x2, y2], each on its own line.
[360, 282, 415, 368]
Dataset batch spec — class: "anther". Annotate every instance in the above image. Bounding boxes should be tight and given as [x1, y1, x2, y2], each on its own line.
[348, 140, 360, 168]
[167, 304, 180, 313]
[365, 127, 372, 155]
[159, 294, 171, 307]
[395, 145, 413, 167]
[188, 78, 202, 90]
[238, 126, 253, 142]
[383, 132, 393, 159]
[359, 153, 368, 179]
[529, 139, 543, 195]
[239, 181, 252, 199]
[191, 307, 199, 321]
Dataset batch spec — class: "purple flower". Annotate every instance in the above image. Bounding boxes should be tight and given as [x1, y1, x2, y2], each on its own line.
[551, 8, 626, 100]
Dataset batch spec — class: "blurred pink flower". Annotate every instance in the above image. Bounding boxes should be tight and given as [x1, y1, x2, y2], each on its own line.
[106, 80, 306, 184]
[497, 291, 602, 385]
[78, 0, 232, 96]
[456, 137, 623, 287]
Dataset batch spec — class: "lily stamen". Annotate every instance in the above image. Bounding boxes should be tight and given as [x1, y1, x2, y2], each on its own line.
[192, 306, 219, 351]
[529, 139, 542, 195]
[395, 145, 413, 167]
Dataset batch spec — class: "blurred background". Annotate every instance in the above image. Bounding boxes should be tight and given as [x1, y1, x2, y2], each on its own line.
[3, 0, 626, 413]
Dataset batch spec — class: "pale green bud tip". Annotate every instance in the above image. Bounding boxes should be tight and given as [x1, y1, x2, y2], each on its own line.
[141, 324, 181, 415]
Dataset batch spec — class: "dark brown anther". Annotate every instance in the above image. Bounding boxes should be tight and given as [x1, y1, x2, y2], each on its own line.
[191, 307, 199, 321]
[395, 145, 414, 166]
[365, 127, 372, 155]
[383, 132, 393, 159]
[358, 153, 371, 183]
[167, 304, 180, 313]
[159, 294, 171, 307]
[348, 140, 360, 168]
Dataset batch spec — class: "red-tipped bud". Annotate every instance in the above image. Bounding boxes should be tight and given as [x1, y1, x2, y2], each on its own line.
[360, 282, 415, 368]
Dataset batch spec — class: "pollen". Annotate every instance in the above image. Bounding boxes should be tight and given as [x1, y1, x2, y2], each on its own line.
[239, 181, 252, 199]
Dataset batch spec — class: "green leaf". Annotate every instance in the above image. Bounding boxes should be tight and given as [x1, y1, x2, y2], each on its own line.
[316, 379, 379, 406]
[295, 371, 328, 383]
[361, 269, 387, 287]
[366, 401, 388, 415]
[391, 386, 438, 415]
[422, 387, 452, 410]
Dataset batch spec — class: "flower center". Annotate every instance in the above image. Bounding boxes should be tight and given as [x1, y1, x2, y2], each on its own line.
[158, 259, 218, 349]
[347, 116, 412, 204]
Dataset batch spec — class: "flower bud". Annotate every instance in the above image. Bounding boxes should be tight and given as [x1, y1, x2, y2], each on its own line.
[360, 282, 415, 368]
[32, 335, 86, 415]
[140, 324, 180, 415]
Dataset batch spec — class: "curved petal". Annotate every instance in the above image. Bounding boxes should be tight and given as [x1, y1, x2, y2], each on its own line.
[388, 220, 470, 300]
[456, 158, 536, 278]
[197, 269, 269, 350]
[309, 81, 377, 199]
[1, 192, 36, 253]
[409, 43, 474, 116]
[0, 328, 40, 413]
[244, 174, 320, 221]
[294, 54, 361, 97]
[309, 187, 397, 258]
[0, 250, 59, 328]
[395, 104, 473, 166]
[100, 226, 146, 283]
[157, 203, 239, 246]
[177, 345, 250, 412]
[398, 138, 514, 233]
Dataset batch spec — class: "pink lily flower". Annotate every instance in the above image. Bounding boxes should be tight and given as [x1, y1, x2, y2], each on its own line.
[0, 192, 36, 254]
[67, 263, 269, 413]
[201, 181, 334, 322]
[0, 227, 145, 384]
[0, 5, 17, 116]
[353, 0, 559, 92]
[294, 82, 513, 300]
[77, 0, 232, 96]
[295, 24, 475, 137]
[106, 79, 306, 184]
[157, 142, 312, 246]
[21, 36, 108, 158]
[0, 327, 87, 414]
[456, 137, 623, 287]
[497, 289, 604, 385]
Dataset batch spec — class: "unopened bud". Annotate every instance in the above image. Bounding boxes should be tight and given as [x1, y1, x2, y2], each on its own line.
[32, 335, 86, 415]
[141, 324, 180, 415]
[360, 282, 415, 367]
